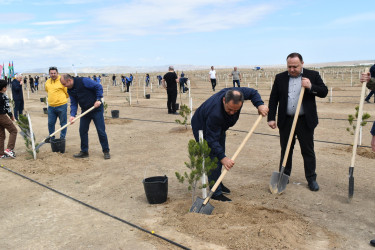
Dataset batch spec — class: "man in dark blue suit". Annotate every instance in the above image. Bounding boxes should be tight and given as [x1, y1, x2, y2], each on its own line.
[192, 87, 268, 201]
[268, 52, 328, 192]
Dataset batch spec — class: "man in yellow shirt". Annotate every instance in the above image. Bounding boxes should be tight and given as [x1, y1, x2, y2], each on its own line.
[45, 67, 69, 141]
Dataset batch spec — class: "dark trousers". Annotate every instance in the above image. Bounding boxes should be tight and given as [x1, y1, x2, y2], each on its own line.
[126, 82, 130, 92]
[210, 79, 216, 90]
[13, 100, 24, 120]
[233, 80, 240, 87]
[365, 91, 375, 102]
[167, 89, 177, 113]
[192, 129, 225, 197]
[208, 133, 226, 197]
[79, 106, 109, 153]
[279, 115, 317, 182]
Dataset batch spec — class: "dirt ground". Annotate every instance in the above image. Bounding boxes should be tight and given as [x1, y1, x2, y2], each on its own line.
[1, 67, 375, 249]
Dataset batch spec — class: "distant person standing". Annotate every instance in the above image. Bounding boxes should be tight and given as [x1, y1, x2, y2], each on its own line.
[23, 76, 27, 90]
[230, 67, 242, 87]
[45, 67, 69, 142]
[162, 66, 179, 114]
[29, 75, 35, 93]
[129, 74, 133, 86]
[112, 74, 116, 86]
[60, 74, 110, 160]
[157, 75, 162, 86]
[179, 72, 188, 93]
[209, 66, 217, 91]
[145, 74, 150, 87]
[11, 74, 24, 120]
[34, 75, 39, 91]
[365, 64, 375, 103]
[123, 75, 131, 92]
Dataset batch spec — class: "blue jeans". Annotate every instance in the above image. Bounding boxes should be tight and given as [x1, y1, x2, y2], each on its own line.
[233, 80, 240, 87]
[79, 105, 109, 153]
[48, 104, 68, 139]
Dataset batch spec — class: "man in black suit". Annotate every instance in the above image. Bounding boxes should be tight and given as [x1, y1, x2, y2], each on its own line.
[268, 52, 328, 191]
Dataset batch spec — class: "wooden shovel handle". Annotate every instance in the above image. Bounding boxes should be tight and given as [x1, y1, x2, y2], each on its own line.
[39, 105, 96, 144]
[351, 68, 369, 167]
[203, 114, 263, 205]
[281, 87, 305, 167]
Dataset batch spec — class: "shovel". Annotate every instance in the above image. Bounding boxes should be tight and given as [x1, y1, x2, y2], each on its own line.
[190, 114, 263, 215]
[269, 87, 305, 194]
[348, 68, 369, 201]
[35, 105, 96, 150]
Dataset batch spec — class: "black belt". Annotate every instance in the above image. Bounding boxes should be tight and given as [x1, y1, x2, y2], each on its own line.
[286, 114, 305, 118]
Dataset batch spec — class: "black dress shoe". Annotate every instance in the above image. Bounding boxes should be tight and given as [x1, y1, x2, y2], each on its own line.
[308, 180, 319, 191]
[211, 194, 231, 202]
[220, 183, 231, 194]
[73, 151, 89, 158]
[370, 239, 375, 247]
[104, 151, 110, 160]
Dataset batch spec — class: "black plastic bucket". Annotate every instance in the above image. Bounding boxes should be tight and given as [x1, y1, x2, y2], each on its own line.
[143, 175, 168, 204]
[43, 107, 48, 114]
[51, 138, 66, 153]
[111, 110, 119, 118]
[145, 94, 150, 99]
[40, 97, 46, 103]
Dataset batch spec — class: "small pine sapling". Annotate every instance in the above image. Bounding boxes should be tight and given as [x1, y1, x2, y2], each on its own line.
[176, 139, 218, 204]
[103, 101, 108, 115]
[175, 104, 191, 129]
[347, 106, 371, 135]
[16, 114, 39, 157]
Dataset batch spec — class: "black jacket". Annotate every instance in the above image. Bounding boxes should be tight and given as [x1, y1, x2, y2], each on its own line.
[268, 68, 328, 130]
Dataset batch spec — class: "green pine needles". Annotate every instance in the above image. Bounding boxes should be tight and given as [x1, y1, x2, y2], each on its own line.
[176, 139, 218, 203]
[17, 114, 39, 157]
[175, 104, 191, 129]
[347, 106, 371, 135]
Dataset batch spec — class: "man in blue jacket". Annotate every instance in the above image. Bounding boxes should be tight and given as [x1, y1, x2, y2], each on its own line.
[11, 74, 24, 120]
[60, 74, 110, 160]
[191, 87, 268, 201]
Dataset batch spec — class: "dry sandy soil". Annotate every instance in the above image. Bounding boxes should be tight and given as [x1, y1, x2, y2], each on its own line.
[1, 67, 375, 249]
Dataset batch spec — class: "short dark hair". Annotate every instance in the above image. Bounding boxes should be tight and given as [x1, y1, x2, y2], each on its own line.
[49, 66, 58, 72]
[0, 80, 7, 90]
[224, 90, 244, 104]
[287, 52, 303, 62]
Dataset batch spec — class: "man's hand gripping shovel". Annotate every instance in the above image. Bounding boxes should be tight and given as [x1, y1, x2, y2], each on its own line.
[35, 105, 96, 151]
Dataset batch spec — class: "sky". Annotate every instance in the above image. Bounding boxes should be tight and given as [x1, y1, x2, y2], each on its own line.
[0, 0, 374, 72]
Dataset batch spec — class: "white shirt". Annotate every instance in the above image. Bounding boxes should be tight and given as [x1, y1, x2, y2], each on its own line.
[287, 69, 305, 116]
[209, 70, 216, 79]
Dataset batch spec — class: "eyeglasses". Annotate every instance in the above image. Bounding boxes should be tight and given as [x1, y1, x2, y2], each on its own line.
[49, 67, 57, 71]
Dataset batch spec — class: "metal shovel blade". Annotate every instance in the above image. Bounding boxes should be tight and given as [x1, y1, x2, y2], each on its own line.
[189, 197, 215, 215]
[35, 141, 46, 151]
[269, 171, 289, 194]
[348, 166, 354, 201]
